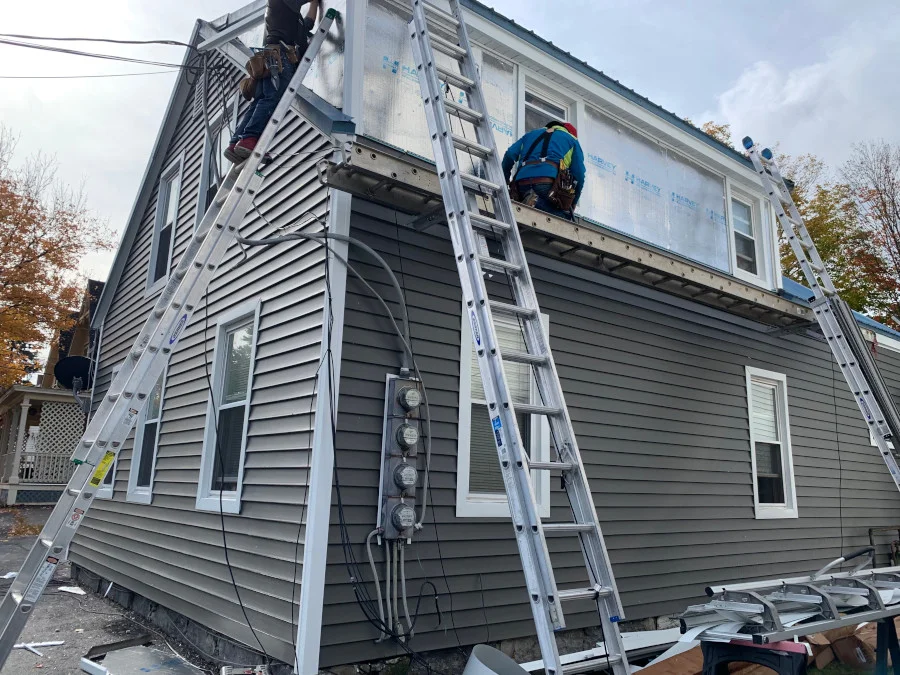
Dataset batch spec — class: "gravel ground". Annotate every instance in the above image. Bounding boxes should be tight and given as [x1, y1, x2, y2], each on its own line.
[0, 506, 215, 674]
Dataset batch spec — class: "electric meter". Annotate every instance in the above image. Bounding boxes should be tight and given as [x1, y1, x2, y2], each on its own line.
[397, 386, 422, 411]
[391, 503, 417, 531]
[393, 462, 418, 489]
[396, 423, 419, 448]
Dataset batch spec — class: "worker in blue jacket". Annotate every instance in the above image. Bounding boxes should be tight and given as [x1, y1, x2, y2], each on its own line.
[502, 121, 586, 220]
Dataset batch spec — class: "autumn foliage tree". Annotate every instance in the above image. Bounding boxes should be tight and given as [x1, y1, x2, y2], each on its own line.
[0, 125, 114, 388]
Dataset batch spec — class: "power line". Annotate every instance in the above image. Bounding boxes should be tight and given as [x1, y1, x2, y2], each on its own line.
[0, 70, 176, 80]
[0, 37, 214, 71]
[0, 34, 196, 50]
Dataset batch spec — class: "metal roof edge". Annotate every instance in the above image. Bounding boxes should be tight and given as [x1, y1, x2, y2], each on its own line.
[92, 21, 203, 331]
[780, 276, 900, 341]
[458, 0, 753, 171]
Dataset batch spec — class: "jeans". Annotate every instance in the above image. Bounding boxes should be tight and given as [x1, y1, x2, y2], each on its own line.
[515, 181, 574, 221]
[231, 50, 297, 143]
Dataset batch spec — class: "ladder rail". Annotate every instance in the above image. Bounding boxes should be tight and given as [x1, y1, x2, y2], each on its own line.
[0, 12, 341, 667]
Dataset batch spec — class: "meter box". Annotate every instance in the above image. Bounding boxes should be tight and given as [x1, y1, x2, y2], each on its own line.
[377, 374, 423, 540]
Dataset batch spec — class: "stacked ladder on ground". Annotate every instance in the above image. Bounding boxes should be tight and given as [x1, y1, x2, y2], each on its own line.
[743, 138, 900, 491]
[0, 10, 341, 667]
[408, 2, 629, 674]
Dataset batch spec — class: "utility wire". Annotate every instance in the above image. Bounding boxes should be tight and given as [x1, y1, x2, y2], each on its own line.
[0, 70, 175, 79]
[0, 37, 217, 71]
[0, 34, 196, 49]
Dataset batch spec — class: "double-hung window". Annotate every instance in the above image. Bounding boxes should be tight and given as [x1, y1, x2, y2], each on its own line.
[196, 300, 260, 513]
[523, 90, 567, 132]
[126, 372, 166, 504]
[148, 155, 184, 292]
[457, 309, 551, 518]
[732, 197, 758, 275]
[746, 367, 798, 518]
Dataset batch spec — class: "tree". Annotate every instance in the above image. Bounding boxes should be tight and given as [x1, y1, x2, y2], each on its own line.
[842, 141, 900, 325]
[0, 125, 115, 389]
[778, 152, 898, 328]
[684, 118, 734, 147]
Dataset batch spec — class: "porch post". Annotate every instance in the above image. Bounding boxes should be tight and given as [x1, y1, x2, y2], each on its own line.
[8, 398, 31, 504]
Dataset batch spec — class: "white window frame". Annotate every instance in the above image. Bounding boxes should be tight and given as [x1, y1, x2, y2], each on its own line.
[147, 152, 185, 295]
[196, 97, 239, 228]
[126, 366, 168, 504]
[520, 80, 570, 136]
[456, 308, 551, 518]
[746, 367, 798, 519]
[95, 363, 123, 500]
[727, 181, 771, 286]
[196, 298, 261, 514]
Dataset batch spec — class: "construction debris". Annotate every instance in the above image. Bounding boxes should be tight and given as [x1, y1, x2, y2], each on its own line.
[80, 645, 205, 674]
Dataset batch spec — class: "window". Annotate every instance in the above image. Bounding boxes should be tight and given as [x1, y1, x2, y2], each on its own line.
[746, 367, 798, 519]
[524, 90, 567, 132]
[95, 363, 123, 500]
[199, 97, 238, 216]
[148, 156, 184, 291]
[196, 300, 260, 513]
[732, 198, 758, 275]
[126, 371, 166, 504]
[457, 309, 551, 518]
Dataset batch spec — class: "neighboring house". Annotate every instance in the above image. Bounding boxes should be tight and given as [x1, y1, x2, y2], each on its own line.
[0, 280, 104, 505]
[74, 1, 900, 673]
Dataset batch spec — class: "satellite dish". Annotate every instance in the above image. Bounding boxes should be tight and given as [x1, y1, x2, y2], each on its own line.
[54, 356, 93, 391]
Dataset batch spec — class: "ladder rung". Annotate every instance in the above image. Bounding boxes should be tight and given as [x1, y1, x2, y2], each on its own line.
[437, 65, 474, 90]
[422, 1, 460, 28]
[502, 349, 548, 366]
[557, 586, 613, 602]
[461, 171, 501, 193]
[469, 212, 510, 232]
[478, 255, 521, 274]
[562, 654, 623, 674]
[452, 133, 492, 159]
[444, 98, 483, 123]
[542, 523, 594, 534]
[489, 300, 536, 318]
[429, 32, 466, 59]
[528, 461, 574, 471]
[514, 402, 562, 416]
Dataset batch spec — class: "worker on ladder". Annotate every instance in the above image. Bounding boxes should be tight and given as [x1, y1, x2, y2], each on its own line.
[502, 121, 586, 221]
[225, 0, 321, 164]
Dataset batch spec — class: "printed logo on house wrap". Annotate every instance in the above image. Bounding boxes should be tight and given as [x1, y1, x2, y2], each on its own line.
[491, 415, 503, 447]
[587, 154, 616, 174]
[470, 310, 481, 347]
[624, 170, 661, 196]
[671, 192, 698, 210]
[169, 313, 188, 345]
[64, 507, 85, 530]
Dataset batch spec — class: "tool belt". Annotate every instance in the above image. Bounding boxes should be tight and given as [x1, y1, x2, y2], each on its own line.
[239, 43, 300, 101]
[508, 131, 578, 212]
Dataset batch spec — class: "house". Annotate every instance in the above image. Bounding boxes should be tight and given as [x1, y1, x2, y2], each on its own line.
[74, 0, 900, 673]
[0, 280, 105, 505]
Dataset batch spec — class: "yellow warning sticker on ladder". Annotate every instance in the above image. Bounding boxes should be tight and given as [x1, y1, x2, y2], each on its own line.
[23, 557, 58, 604]
[88, 452, 116, 488]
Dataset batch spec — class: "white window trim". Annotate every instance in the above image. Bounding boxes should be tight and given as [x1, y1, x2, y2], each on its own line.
[195, 98, 239, 229]
[727, 180, 770, 287]
[147, 152, 186, 295]
[746, 367, 798, 519]
[520, 77, 571, 136]
[456, 308, 551, 518]
[196, 298, 261, 514]
[95, 363, 123, 500]
[126, 365, 168, 504]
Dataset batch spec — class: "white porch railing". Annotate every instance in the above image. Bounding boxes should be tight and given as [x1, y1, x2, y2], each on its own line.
[19, 452, 75, 484]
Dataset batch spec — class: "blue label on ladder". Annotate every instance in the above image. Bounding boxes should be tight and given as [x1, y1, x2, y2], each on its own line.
[492, 415, 503, 447]
[470, 310, 481, 347]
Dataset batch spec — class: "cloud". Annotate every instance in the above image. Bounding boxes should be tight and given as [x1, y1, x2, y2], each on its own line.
[698, 15, 900, 169]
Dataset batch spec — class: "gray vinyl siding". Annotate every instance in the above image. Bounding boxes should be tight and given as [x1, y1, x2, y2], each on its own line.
[321, 200, 900, 667]
[74, 52, 330, 662]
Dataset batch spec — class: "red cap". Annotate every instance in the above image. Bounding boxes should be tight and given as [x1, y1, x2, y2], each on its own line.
[562, 122, 578, 137]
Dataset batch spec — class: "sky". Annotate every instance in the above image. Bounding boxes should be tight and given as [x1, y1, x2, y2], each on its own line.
[2, 0, 898, 285]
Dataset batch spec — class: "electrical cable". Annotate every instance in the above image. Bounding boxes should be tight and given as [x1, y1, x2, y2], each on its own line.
[0, 70, 175, 79]
[400, 542, 415, 636]
[0, 37, 217, 71]
[202, 284, 271, 665]
[0, 34, 197, 49]
[366, 528, 388, 641]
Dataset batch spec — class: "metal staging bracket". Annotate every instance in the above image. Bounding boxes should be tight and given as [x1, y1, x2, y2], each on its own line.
[320, 138, 813, 329]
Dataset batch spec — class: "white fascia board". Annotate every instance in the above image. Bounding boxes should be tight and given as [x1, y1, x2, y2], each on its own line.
[208, 0, 266, 31]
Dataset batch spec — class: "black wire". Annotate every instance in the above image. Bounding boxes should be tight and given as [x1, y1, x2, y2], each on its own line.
[0, 37, 217, 71]
[202, 284, 271, 664]
[0, 34, 197, 49]
[0, 70, 174, 79]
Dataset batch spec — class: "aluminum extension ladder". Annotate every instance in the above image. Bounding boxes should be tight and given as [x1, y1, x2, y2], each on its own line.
[0, 10, 341, 667]
[743, 138, 900, 492]
[409, 2, 629, 674]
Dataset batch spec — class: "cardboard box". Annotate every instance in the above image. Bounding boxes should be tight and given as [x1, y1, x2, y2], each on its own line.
[832, 635, 876, 670]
